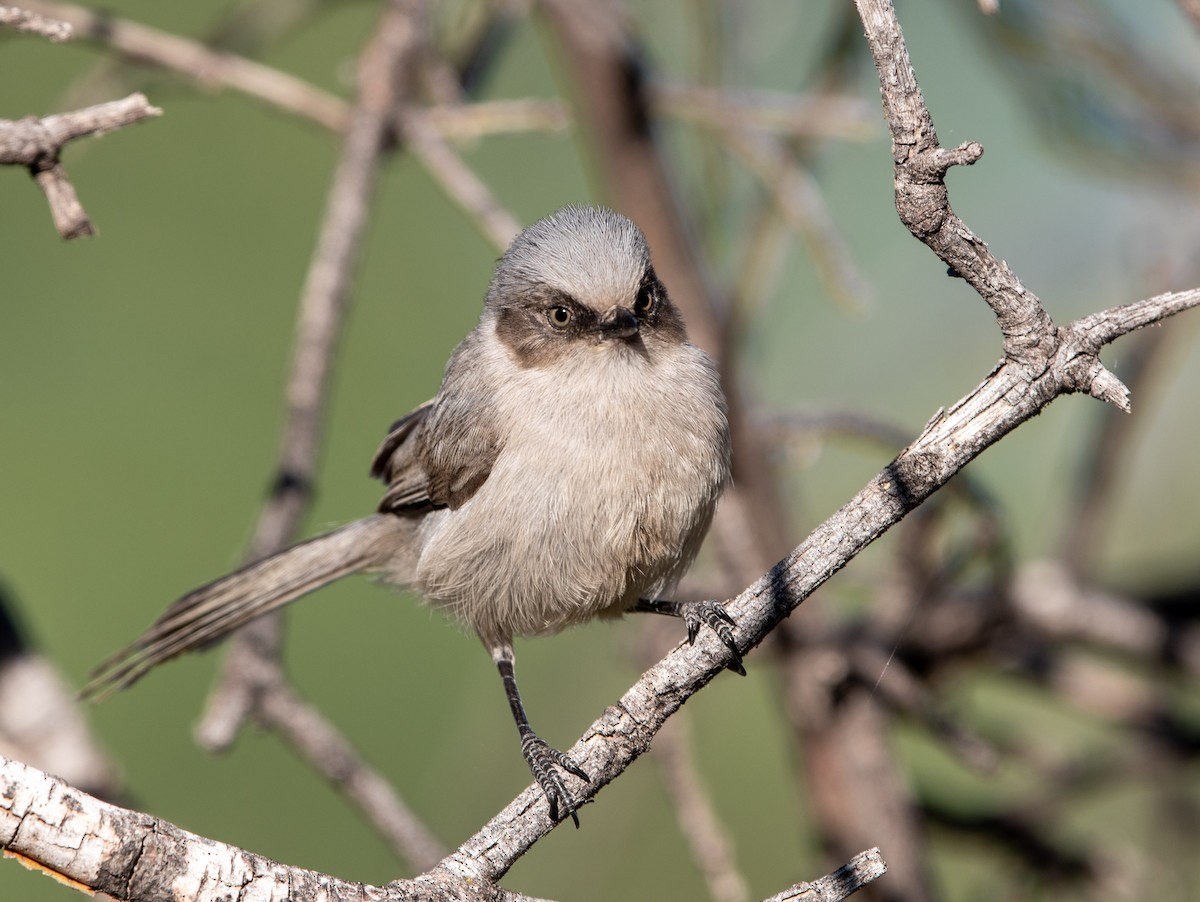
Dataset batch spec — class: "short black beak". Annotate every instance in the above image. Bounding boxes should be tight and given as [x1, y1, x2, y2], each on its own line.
[597, 306, 639, 340]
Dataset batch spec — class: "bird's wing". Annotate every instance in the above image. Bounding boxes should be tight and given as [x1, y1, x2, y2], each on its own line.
[370, 400, 440, 512]
[370, 335, 504, 513]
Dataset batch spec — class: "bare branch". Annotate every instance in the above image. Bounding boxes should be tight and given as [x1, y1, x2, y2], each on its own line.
[20, 2, 565, 146]
[1074, 287, 1200, 347]
[762, 848, 887, 902]
[432, 274, 1198, 879]
[854, 0, 1056, 361]
[0, 754, 541, 902]
[0, 5, 70, 41]
[0, 93, 161, 238]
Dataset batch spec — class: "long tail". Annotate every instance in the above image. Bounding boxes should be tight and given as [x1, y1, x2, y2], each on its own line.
[84, 514, 410, 699]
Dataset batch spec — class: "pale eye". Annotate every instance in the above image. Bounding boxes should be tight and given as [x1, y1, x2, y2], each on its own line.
[547, 305, 573, 328]
[634, 285, 656, 317]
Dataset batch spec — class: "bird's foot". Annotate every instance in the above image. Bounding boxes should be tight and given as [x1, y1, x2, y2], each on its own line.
[634, 598, 745, 675]
[520, 733, 590, 827]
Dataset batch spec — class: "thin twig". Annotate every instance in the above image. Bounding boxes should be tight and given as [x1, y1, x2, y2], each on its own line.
[419, 99, 569, 139]
[0, 93, 161, 238]
[854, 0, 1055, 359]
[22, 1, 567, 146]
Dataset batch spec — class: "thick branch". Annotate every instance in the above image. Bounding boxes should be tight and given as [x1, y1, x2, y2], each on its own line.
[0, 755, 880, 902]
[0, 755, 527, 902]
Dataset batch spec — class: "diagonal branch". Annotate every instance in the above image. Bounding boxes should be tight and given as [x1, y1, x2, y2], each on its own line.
[436, 281, 1199, 881]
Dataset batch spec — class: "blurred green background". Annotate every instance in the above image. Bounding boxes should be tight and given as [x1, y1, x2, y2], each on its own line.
[2, 1, 1198, 900]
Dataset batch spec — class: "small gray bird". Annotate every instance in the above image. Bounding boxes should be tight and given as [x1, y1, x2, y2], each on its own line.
[87, 205, 739, 825]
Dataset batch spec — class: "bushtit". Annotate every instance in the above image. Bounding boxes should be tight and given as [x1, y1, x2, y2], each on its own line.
[87, 205, 740, 825]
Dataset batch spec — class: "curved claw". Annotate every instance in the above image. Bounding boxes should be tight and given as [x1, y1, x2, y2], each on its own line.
[521, 735, 591, 827]
[681, 600, 745, 675]
[633, 598, 745, 675]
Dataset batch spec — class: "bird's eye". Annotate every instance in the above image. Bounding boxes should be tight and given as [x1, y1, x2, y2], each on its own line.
[634, 285, 656, 317]
[547, 305, 573, 328]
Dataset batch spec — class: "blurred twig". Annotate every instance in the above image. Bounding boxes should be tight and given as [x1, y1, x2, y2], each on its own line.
[1182, 0, 1200, 32]
[401, 112, 522, 250]
[0, 586, 121, 801]
[651, 715, 750, 902]
[258, 673, 446, 870]
[21, 0, 351, 132]
[0, 4, 70, 40]
[722, 130, 872, 312]
[190, 0, 444, 873]
[653, 82, 876, 142]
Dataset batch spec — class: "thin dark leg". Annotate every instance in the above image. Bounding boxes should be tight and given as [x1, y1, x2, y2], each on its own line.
[633, 598, 745, 675]
[491, 642, 590, 827]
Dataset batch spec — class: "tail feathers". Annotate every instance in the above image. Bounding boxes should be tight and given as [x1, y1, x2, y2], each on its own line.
[84, 515, 404, 699]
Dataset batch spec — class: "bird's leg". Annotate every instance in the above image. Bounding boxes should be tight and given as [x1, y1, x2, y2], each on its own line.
[633, 598, 745, 675]
[490, 641, 590, 827]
